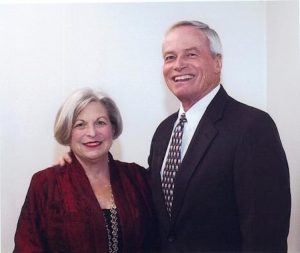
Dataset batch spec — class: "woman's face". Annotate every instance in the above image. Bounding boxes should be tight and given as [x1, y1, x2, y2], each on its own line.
[70, 101, 114, 164]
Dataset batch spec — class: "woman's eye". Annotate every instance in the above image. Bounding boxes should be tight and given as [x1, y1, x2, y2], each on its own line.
[74, 123, 84, 129]
[96, 120, 106, 126]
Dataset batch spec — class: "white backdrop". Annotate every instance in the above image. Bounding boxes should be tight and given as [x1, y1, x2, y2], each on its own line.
[1, 1, 299, 252]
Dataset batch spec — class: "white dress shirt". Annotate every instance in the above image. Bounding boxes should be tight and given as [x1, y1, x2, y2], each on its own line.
[161, 85, 221, 177]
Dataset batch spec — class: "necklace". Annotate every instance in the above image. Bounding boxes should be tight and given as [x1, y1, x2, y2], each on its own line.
[102, 185, 119, 253]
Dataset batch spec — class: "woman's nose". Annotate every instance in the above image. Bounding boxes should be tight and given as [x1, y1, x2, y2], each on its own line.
[86, 125, 96, 137]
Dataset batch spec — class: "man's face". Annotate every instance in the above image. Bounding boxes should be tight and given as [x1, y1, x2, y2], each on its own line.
[162, 26, 222, 110]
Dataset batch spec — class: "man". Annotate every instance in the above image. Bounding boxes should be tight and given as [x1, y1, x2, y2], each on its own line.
[59, 20, 290, 252]
[148, 20, 291, 252]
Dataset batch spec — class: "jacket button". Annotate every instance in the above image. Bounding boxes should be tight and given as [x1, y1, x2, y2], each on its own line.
[168, 235, 175, 242]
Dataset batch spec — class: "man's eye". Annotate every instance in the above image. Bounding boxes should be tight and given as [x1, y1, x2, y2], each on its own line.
[165, 55, 175, 62]
[187, 53, 196, 57]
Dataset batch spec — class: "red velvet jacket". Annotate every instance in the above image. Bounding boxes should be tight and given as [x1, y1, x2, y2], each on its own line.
[14, 153, 158, 253]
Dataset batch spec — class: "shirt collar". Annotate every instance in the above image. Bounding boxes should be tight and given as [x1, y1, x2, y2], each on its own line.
[178, 84, 221, 122]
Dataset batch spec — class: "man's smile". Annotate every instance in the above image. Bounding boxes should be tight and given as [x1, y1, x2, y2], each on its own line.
[173, 74, 194, 82]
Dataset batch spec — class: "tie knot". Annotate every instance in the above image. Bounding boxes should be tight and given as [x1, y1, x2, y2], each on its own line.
[180, 113, 187, 123]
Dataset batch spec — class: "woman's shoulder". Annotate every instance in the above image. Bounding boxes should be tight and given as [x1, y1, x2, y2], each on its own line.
[112, 159, 151, 198]
[113, 159, 145, 172]
[30, 164, 69, 186]
[112, 159, 149, 179]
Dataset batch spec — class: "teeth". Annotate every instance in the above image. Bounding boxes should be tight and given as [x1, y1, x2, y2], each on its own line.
[174, 74, 194, 82]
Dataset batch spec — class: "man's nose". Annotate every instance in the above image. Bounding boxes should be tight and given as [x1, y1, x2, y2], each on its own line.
[174, 56, 186, 71]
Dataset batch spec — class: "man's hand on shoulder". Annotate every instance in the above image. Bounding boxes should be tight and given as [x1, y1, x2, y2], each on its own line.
[55, 152, 72, 167]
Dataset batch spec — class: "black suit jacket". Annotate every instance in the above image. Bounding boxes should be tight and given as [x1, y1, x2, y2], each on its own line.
[148, 86, 291, 253]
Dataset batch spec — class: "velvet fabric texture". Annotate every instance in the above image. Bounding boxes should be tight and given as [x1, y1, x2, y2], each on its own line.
[14, 152, 158, 253]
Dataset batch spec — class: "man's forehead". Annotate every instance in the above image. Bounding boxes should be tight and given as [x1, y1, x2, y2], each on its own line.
[162, 29, 206, 54]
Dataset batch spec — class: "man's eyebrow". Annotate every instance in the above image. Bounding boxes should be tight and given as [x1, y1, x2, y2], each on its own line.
[163, 47, 199, 54]
[185, 47, 200, 52]
[162, 50, 175, 56]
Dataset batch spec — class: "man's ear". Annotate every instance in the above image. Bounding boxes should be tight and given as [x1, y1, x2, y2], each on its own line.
[214, 54, 222, 74]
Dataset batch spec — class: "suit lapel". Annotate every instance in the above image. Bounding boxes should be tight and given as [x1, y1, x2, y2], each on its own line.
[171, 86, 230, 222]
[151, 113, 178, 229]
[171, 117, 217, 221]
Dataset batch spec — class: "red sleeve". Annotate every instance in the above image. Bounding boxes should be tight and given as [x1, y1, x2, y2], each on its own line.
[14, 172, 47, 253]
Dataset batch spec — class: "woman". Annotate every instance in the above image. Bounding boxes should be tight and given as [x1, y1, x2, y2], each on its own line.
[14, 88, 158, 253]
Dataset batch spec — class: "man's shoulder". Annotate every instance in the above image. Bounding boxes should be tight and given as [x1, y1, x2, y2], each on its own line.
[220, 96, 279, 137]
[227, 96, 271, 121]
[214, 86, 268, 118]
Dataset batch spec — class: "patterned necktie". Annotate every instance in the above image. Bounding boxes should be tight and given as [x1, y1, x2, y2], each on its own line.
[162, 113, 187, 216]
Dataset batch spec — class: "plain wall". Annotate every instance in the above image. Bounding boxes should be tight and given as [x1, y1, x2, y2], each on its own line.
[0, 1, 299, 252]
[266, 1, 300, 252]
